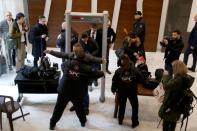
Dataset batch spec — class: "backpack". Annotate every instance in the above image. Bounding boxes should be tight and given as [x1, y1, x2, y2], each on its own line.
[165, 77, 197, 131]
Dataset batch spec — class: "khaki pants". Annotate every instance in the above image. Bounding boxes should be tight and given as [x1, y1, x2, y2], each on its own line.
[16, 43, 26, 71]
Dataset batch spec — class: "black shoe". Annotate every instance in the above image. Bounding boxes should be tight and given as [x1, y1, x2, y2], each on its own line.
[81, 123, 85, 127]
[119, 121, 122, 125]
[70, 106, 75, 112]
[106, 70, 112, 74]
[88, 85, 93, 92]
[93, 80, 98, 86]
[188, 67, 195, 72]
[84, 109, 89, 115]
[49, 123, 56, 130]
[131, 121, 139, 128]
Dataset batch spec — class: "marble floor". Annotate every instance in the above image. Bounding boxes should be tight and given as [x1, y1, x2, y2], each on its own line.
[0, 49, 196, 131]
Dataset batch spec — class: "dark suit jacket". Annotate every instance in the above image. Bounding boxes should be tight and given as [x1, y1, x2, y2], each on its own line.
[86, 28, 103, 57]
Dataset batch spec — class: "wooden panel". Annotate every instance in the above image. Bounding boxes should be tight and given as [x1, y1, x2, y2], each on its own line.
[114, 0, 136, 49]
[98, 0, 115, 20]
[71, 0, 92, 39]
[28, 0, 45, 26]
[164, 0, 192, 51]
[143, 0, 163, 51]
[47, 0, 67, 47]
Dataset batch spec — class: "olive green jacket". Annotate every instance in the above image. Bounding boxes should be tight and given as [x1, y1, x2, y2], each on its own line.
[158, 73, 195, 122]
[9, 21, 22, 48]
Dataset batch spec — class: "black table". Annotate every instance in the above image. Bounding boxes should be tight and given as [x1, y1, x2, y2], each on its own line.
[14, 71, 60, 102]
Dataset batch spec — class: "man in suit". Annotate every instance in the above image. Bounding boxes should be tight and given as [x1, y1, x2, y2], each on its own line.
[9, 12, 28, 72]
[0, 11, 15, 70]
[85, 24, 103, 86]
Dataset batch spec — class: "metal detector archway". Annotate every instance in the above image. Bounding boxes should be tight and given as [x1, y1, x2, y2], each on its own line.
[65, 11, 109, 102]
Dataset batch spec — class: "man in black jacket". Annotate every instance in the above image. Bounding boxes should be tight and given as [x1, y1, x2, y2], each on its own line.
[183, 14, 197, 72]
[31, 16, 49, 67]
[160, 30, 184, 75]
[49, 59, 104, 130]
[45, 44, 105, 130]
[133, 11, 145, 57]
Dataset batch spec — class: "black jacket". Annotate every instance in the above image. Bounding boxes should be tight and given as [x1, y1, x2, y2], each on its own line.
[188, 22, 197, 48]
[80, 38, 99, 56]
[133, 18, 145, 46]
[58, 60, 104, 97]
[31, 23, 48, 57]
[111, 63, 142, 95]
[162, 37, 184, 63]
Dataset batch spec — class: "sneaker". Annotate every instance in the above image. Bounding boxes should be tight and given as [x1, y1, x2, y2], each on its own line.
[131, 121, 139, 128]
[188, 67, 195, 72]
[84, 109, 89, 115]
[69, 106, 75, 112]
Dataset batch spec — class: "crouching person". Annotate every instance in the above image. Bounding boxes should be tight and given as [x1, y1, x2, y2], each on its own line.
[111, 54, 142, 128]
[49, 60, 104, 130]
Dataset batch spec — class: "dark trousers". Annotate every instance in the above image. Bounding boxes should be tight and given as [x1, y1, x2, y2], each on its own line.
[50, 93, 86, 125]
[12, 49, 16, 66]
[83, 91, 89, 110]
[183, 46, 197, 70]
[165, 61, 173, 76]
[163, 120, 176, 131]
[106, 47, 110, 70]
[118, 92, 139, 123]
[33, 57, 39, 67]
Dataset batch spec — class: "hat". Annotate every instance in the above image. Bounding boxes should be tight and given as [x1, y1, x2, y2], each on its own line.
[134, 11, 142, 16]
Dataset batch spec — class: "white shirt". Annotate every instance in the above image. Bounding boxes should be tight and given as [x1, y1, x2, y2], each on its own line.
[90, 29, 97, 40]
[18, 23, 25, 42]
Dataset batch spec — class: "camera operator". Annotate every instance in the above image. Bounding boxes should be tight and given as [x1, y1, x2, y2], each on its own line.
[160, 30, 184, 75]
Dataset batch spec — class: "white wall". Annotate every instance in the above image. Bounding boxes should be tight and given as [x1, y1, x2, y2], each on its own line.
[0, 0, 24, 21]
[187, 0, 197, 32]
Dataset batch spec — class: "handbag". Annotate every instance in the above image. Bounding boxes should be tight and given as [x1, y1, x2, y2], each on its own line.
[6, 38, 17, 49]
[153, 82, 165, 103]
[115, 48, 124, 58]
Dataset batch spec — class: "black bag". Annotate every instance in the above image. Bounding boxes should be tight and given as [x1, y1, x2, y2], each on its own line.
[115, 48, 124, 58]
[21, 66, 40, 79]
[155, 68, 164, 82]
[39, 56, 51, 70]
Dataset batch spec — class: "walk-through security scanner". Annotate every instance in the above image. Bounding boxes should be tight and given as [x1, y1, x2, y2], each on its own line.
[65, 11, 109, 102]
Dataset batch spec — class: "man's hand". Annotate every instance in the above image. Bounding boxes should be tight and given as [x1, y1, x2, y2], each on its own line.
[101, 58, 106, 64]
[190, 46, 194, 50]
[44, 50, 51, 54]
[41, 34, 47, 38]
[45, 37, 49, 41]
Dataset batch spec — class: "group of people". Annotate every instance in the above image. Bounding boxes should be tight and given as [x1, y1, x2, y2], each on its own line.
[1, 10, 197, 131]
[0, 11, 49, 72]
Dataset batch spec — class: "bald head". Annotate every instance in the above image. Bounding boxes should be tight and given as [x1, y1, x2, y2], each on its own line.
[61, 22, 66, 30]
[5, 11, 12, 21]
